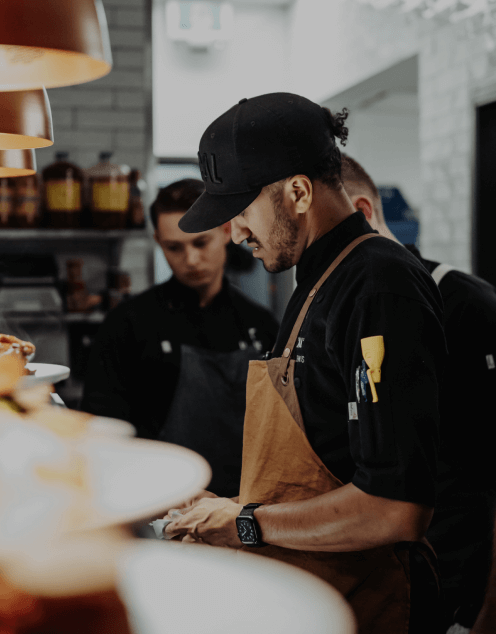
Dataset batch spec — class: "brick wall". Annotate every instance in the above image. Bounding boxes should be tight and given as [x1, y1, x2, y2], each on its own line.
[418, 16, 496, 273]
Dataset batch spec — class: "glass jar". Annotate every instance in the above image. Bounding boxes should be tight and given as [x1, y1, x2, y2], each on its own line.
[42, 152, 84, 229]
[86, 152, 130, 230]
[13, 175, 41, 228]
[128, 169, 145, 229]
[0, 178, 14, 228]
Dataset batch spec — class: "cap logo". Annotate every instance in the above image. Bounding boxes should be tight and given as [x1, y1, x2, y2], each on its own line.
[198, 152, 223, 185]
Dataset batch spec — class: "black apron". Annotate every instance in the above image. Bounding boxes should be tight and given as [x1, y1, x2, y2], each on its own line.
[158, 343, 260, 498]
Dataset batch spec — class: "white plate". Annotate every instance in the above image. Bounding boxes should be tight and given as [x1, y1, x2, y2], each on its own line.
[78, 437, 211, 530]
[23, 363, 70, 386]
[87, 416, 136, 439]
[117, 542, 357, 634]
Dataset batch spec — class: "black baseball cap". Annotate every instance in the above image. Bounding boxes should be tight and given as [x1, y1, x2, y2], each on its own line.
[179, 92, 336, 233]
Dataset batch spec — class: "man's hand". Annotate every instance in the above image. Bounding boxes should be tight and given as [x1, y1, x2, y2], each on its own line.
[164, 489, 218, 513]
[164, 497, 243, 548]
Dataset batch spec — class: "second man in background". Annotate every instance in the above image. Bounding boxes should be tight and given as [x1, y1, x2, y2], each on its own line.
[82, 178, 279, 498]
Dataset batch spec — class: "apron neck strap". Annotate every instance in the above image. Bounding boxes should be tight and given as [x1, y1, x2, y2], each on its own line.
[280, 233, 379, 380]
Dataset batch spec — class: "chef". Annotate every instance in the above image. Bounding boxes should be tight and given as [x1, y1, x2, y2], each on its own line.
[81, 178, 279, 498]
[163, 94, 446, 634]
[341, 154, 496, 632]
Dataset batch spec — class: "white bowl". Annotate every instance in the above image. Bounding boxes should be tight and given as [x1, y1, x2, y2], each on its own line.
[117, 541, 357, 634]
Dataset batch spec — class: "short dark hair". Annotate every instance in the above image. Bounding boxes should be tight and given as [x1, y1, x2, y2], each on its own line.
[340, 154, 380, 201]
[150, 178, 205, 229]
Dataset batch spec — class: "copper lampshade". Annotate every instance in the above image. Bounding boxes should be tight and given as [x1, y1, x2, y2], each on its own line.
[0, 149, 36, 177]
[0, 0, 112, 91]
[0, 89, 53, 149]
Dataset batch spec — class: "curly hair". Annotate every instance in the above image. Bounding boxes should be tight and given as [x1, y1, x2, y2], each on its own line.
[307, 107, 349, 190]
[150, 178, 205, 229]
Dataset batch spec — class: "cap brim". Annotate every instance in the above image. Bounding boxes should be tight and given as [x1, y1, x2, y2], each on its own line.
[178, 189, 261, 233]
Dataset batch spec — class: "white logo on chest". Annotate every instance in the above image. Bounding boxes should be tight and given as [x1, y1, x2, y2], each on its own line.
[297, 337, 305, 349]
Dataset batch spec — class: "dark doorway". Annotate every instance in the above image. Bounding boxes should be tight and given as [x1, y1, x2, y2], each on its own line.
[475, 101, 496, 285]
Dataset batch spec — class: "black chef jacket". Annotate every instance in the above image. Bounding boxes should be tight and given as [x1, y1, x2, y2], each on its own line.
[406, 244, 496, 627]
[405, 244, 496, 485]
[272, 212, 446, 507]
[81, 277, 279, 439]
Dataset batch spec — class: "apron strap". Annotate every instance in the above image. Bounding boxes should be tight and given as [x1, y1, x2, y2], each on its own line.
[280, 233, 379, 381]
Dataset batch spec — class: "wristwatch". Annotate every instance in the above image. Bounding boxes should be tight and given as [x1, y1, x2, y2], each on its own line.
[236, 503, 266, 547]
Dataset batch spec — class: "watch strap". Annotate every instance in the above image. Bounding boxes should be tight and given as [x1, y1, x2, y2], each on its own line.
[237, 503, 265, 547]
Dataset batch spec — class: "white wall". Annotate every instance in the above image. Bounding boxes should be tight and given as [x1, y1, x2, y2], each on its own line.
[153, 1, 292, 158]
[289, 0, 420, 104]
[344, 104, 421, 213]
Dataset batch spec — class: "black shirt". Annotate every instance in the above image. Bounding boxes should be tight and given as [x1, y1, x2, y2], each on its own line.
[406, 244, 496, 486]
[272, 212, 446, 507]
[81, 277, 279, 439]
[406, 244, 496, 624]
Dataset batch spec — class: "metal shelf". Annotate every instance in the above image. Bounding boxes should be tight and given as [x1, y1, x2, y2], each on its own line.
[63, 312, 106, 324]
[0, 229, 150, 240]
[0, 312, 106, 324]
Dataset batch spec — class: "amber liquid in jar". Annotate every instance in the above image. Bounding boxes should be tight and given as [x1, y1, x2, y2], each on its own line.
[87, 152, 130, 230]
[90, 176, 130, 229]
[13, 175, 41, 228]
[0, 178, 14, 228]
[42, 153, 84, 229]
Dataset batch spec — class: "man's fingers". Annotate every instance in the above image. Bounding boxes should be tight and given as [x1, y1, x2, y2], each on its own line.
[182, 534, 199, 543]
[162, 508, 191, 521]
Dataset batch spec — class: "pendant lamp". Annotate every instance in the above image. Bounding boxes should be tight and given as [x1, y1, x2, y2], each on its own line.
[0, 89, 53, 149]
[0, 149, 36, 177]
[0, 0, 112, 91]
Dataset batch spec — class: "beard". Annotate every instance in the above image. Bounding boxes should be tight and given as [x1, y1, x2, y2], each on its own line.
[253, 190, 299, 274]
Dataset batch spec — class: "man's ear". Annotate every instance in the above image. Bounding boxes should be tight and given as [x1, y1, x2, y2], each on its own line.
[291, 176, 312, 215]
[222, 222, 232, 244]
[349, 194, 375, 222]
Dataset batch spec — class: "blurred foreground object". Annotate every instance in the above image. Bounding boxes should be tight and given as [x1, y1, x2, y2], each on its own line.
[118, 541, 357, 634]
[0, 0, 112, 91]
[0, 354, 209, 633]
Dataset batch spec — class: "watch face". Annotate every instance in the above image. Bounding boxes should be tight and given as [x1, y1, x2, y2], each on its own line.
[237, 519, 256, 543]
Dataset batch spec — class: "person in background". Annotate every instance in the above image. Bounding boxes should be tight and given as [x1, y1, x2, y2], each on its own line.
[341, 154, 496, 634]
[81, 178, 279, 498]
[162, 93, 446, 634]
[471, 514, 496, 634]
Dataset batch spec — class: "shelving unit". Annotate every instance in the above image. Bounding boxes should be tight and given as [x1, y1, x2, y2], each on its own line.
[0, 227, 155, 409]
[0, 229, 150, 240]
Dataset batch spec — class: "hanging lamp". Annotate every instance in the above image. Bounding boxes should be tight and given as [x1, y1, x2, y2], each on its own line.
[0, 149, 36, 177]
[0, 0, 112, 91]
[0, 88, 53, 149]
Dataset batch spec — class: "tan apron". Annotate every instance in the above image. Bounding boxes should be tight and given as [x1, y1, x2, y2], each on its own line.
[239, 235, 414, 634]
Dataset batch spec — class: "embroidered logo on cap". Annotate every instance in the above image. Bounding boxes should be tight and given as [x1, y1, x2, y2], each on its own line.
[198, 152, 223, 184]
[487, 354, 495, 370]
